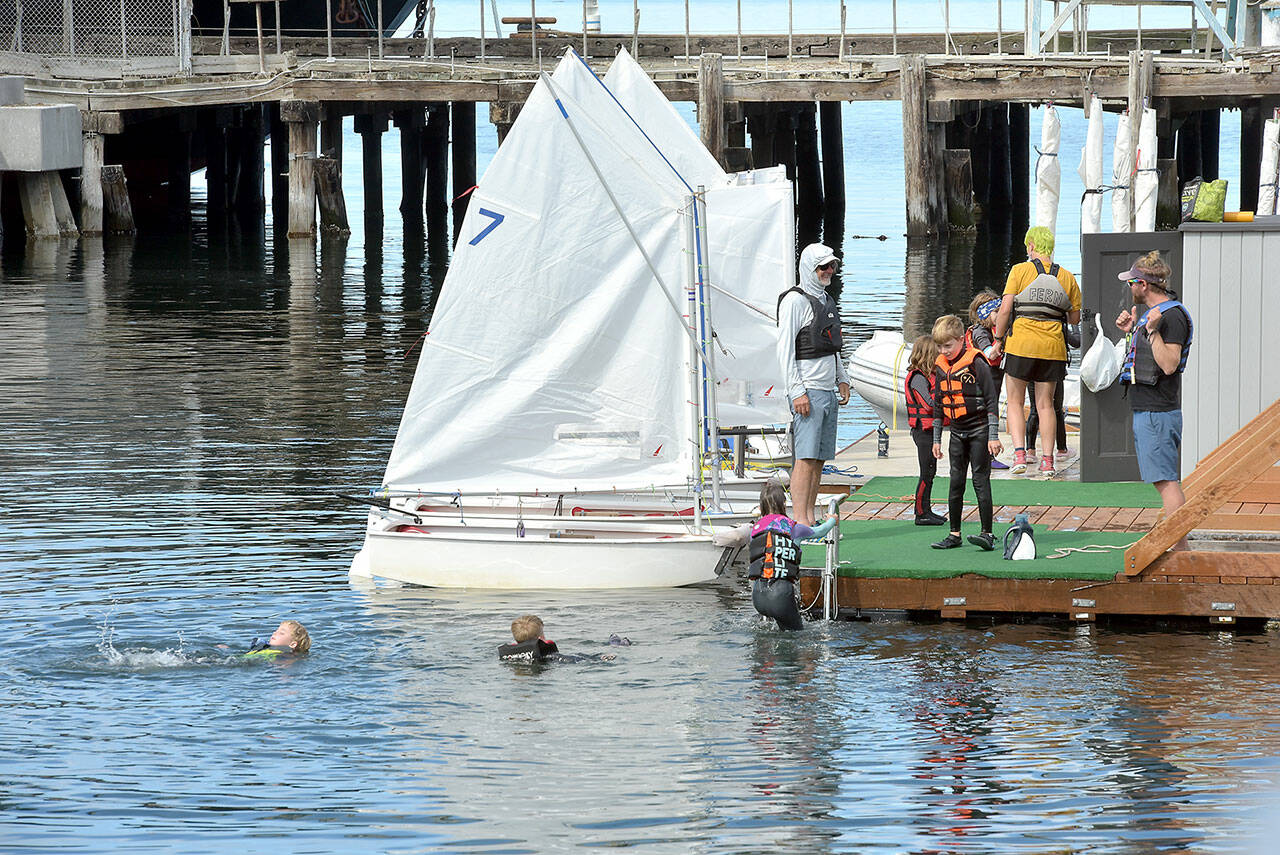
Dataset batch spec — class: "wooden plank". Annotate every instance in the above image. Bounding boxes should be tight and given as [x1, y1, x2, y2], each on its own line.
[1239, 503, 1267, 514]
[878, 502, 913, 519]
[1199, 513, 1280, 532]
[1146, 550, 1280, 578]
[1057, 507, 1093, 531]
[1037, 506, 1072, 529]
[1183, 398, 1280, 494]
[1134, 508, 1163, 529]
[993, 505, 1027, 524]
[1081, 507, 1120, 531]
[1106, 507, 1142, 531]
[1023, 505, 1054, 525]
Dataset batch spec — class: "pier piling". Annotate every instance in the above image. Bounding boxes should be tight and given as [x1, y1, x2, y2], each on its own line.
[315, 155, 350, 234]
[354, 112, 387, 225]
[451, 101, 477, 244]
[698, 53, 726, 168]
[281, 100, 319, 238]
[269, 105, 289, 229]
[819, 101, 845, 243]
[1009, 103, 1030, 233]
[101, 165, 134, 233]
[394, 107, 426, 227]
[795, 102, 824, 246]
[424, 103, 450, 244]
[80, 123, 105, 235]
[901, 55, 945, 237]
[943, 148, 976, 229]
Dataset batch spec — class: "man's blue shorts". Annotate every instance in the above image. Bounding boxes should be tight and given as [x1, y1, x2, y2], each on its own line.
[791, 388, 838, 461]
[1133, 410, 1182, 484]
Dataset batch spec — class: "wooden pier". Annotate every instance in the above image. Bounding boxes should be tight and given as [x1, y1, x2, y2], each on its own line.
[4, 13, 1280, 241]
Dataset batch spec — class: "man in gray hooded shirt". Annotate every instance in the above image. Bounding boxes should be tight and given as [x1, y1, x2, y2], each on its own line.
[777, 243, 850, 526]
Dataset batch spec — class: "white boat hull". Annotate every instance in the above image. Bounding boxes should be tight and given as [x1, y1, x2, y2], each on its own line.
[352, 527, 727, 589]
[849, 329, 1079, 429]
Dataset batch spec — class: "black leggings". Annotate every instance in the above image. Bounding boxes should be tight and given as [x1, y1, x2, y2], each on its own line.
[1026, 380, 1068, 453]
[947, 429, 993, 534]
[911, 426, 937, 516]
[752, 578, 804, 630]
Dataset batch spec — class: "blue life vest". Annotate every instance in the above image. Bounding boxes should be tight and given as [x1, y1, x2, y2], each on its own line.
[1120, 299, 1193, 385]
[748, 516, 801, 581]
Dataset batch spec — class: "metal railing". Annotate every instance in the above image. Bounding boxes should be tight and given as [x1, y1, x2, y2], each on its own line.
[1, 0, 193, 71]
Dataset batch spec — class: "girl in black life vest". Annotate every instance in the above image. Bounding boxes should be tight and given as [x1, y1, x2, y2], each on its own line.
[903, 335, 947, 526]
[929, 315, 1003, 551]
[747, 482, 838, 630]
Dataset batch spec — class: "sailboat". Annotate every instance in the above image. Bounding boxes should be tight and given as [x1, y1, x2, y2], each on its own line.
[350, 50, 795, 589]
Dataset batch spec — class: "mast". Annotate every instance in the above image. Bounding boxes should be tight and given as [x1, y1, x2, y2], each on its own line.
[685, 193, 705, 534]
[692, 185, 722, 510]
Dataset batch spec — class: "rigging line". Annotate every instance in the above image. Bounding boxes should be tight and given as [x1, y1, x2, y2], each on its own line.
[541, 72, 710, 369]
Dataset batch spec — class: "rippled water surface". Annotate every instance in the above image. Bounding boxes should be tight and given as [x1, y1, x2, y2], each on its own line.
[0, 95, 1271, 852]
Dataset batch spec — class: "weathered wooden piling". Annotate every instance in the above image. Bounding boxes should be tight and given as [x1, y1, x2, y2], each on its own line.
[79, 113, 110, 235]
[354, 112, 387, 224]
[1241, 100, 1264, 212]
[698, 53, 726, 168]
[451, 101, 477, 243]
[943, 148, 976, 229]
[1008, 103, 1030, 232]
[489, 101, 522, 146]
[18, 172, 78, 238]
[988, 103, 1012, 214]
[773, 105, 798, 182]
[101, 165, 135, 233]
[819, 100, 845, 242]
[234, 105, 266, 220]
[424, 103, 450, 243]
[746, 104, 775, 170]
[281, 100, 318, 238]
[204, 118, 228, 221]
[168, 112, 193, 224]
[394, 107, 426, 226]
[315, 155, 350, 234]
[269, 105, 289, 228]
[901, 55, 945, 236]
[795, 102, 824, 245]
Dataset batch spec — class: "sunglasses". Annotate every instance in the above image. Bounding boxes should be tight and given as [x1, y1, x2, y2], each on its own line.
[1126, 277, 1145, 287]
[817, 262, 838, 271]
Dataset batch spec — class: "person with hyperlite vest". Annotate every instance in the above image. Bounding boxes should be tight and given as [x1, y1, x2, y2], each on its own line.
[904, 335, 947, 526]
[929, 315, 1003, 551]
[965, 290, 1010, 471]
[1115, 251, 1193, 550]
[777, 243, 851, 527]
[747, 481, 838, 630]
[990, 227, 1082, 477]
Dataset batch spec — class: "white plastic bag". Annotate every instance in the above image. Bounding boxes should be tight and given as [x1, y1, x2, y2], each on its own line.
[1080, 314, 1121, 392]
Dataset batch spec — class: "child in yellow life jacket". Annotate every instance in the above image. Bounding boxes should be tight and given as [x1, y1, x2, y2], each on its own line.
[903, 335, 946, 525]
[747, 482, 838, 630]
[930, 315, 1003, 551]
[243, 619, 311, 659]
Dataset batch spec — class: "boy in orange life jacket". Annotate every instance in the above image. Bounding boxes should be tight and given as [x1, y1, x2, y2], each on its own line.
[930, 315, 1003, 551]
[903, 335, 946, 526]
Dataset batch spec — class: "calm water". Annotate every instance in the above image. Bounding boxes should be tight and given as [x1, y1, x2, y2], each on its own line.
[0, 52, 1272, 851]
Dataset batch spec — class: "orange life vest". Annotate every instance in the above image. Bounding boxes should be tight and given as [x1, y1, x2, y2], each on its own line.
[935, 347, 985, 423]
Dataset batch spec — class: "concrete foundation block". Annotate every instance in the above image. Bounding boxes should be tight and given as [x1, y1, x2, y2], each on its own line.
[0, 105, 83, 171]
[0, 77, 23, 106]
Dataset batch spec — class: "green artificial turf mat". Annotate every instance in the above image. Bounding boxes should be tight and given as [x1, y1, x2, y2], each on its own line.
[800, 520, 1139, 580]
[851, 476, 1161, 509]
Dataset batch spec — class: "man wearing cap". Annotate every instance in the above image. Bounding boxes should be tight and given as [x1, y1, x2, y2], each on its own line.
[777, 243, 850, 526]
[1115, 250, 1193, 548]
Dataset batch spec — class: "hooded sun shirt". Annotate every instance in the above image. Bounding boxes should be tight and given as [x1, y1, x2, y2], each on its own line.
[777, 243, 849, 400]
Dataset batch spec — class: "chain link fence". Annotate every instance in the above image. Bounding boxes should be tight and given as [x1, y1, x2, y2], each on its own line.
[1, 0, 192, 68]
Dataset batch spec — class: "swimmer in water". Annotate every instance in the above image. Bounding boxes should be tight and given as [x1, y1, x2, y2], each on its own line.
[498, 616, 625, 663]
[747, 482, 838, 630]
[242, 620, 311, 659]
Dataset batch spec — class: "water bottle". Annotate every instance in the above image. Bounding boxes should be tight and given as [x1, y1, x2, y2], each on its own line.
[877, 422, 889, 457]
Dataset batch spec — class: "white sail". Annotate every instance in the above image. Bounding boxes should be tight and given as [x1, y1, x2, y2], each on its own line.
[1135, 106, 1158, 232]
[1259, 118, 1280, 217]
[381, 62, 699, 495]
[1035, 105, 1061, 231]
[1078, 95, 1104, 234]
[604, 49, 794, 426]
[1111, 112, 1133, 233]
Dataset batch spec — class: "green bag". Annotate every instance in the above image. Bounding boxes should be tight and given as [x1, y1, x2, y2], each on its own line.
[1180, 177, 1228, 222]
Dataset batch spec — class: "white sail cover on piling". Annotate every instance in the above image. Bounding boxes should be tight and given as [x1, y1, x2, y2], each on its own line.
[381, 58, 698, 495]
[1111, 111, 1133, 233]
[1078, 95, 1104, 234]
[1135, 106, 1158, 232]
[1035, 105, 1061, 231]
[1259, 118, 1280, 217]
[601, 48, 794, 427]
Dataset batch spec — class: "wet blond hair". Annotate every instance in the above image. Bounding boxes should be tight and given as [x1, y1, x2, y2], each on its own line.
[280, 620, 310, 654]
[1134, 250, 1172, 292]
[908, 334, 940, 375]
[511, 614, 544, 643]
[967, 289, 1000, 326]
[931, 315, 965, 345]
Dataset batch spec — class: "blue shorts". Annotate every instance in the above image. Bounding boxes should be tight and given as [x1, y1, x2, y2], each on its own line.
[1133, 410, 1182, 483]
[791, 388, 837, 460]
